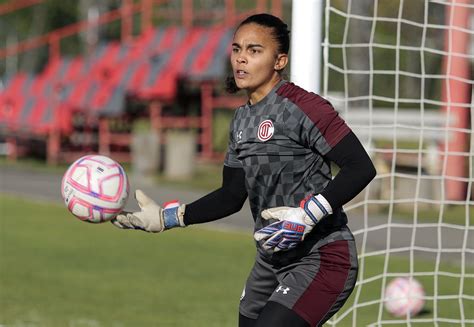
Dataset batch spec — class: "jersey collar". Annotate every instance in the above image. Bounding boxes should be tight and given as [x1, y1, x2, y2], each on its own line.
[246, 79, 288, 109]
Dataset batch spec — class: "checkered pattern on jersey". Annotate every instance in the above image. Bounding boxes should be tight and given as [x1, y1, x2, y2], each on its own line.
[225, 81, 348, 232]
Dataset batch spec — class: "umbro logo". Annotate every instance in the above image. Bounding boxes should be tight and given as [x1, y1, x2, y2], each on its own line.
[276, 285, 290, 295]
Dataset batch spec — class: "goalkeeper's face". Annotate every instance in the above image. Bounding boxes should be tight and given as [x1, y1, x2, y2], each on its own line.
[231, 23, 288, 103]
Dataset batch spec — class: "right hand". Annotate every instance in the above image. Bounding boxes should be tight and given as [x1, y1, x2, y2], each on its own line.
[254, 195, 331, 252]
[111, 190, 186, 233]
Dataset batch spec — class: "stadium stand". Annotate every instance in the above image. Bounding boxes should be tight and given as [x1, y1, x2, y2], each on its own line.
[1, 26, 231, 119]
[0, 0, 282, 163]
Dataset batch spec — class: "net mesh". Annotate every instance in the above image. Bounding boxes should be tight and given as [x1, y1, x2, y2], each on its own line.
[322, 0, 473, 325]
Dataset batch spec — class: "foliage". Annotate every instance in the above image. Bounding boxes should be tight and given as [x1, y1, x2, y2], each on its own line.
[1, 1, 78, 74]
[326, 0, 445, 108]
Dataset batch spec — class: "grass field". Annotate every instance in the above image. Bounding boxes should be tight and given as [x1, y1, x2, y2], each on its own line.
[0, 195, 472, 326]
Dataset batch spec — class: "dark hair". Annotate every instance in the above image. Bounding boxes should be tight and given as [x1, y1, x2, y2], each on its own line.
[226, 13, 290, 93]
[238, 13, 290, 54]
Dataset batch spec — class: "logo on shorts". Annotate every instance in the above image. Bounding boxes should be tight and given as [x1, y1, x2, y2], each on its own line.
[257, 119, 274, 142]
[276, 285, 290, 295]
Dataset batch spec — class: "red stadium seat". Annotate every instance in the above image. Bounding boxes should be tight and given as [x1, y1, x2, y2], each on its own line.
[0, 73, 33, 131]
[0, 26, 232, 137]
[127, 26, 232, 100]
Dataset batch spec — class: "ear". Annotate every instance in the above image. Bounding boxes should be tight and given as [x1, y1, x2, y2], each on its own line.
[274, 53, 289, 71]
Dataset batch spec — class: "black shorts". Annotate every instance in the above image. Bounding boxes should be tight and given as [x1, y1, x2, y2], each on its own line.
[239, 226, 358, 326]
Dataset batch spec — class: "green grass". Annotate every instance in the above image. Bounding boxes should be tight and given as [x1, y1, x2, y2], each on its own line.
[337, 254, 474, 326]
[154, 161, 223, 191]
[1, 195, 472, 326]
[0, 157, 70, 174]
[390, 204, 470, 225]
[0, 195, 254, 326]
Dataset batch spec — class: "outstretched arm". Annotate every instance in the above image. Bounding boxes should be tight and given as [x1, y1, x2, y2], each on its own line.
[112, 165, 248, 232]
[184, 165, 248, 225]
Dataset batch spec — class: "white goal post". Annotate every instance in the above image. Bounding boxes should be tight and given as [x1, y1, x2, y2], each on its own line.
[291, 0, 473, 325]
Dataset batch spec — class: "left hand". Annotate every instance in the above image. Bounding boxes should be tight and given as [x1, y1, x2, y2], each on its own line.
[254, 195, 331, 252]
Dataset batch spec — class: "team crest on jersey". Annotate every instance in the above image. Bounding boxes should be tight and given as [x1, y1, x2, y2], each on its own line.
[257, 119, 274, 142]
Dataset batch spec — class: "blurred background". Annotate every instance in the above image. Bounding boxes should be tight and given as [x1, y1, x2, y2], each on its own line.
[0, 0, 289, 168]
[0, 0, 473, 326]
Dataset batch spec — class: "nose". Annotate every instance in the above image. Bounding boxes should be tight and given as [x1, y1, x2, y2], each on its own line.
[236, 54, 247, 64]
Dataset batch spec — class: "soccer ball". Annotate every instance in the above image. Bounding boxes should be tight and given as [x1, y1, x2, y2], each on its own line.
[61, 155, 129, 223]
[384, 277, 425, 317]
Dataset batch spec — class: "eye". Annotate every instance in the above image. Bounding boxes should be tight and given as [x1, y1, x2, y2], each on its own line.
[232, 47, 240, 53]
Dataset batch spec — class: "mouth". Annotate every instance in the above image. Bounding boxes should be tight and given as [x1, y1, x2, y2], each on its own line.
[234, 69, 247, 78]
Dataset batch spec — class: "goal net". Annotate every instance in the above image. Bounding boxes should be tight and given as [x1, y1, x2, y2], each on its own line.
[321, 0, 473, 325]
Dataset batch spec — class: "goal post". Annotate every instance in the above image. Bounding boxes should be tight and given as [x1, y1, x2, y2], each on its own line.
[290, 0, 324, 93]
[316, 0, 473, 325]
[441, 0, 472, 201]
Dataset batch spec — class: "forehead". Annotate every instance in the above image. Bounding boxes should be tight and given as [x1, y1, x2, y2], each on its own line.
[233, 23, 276, 47]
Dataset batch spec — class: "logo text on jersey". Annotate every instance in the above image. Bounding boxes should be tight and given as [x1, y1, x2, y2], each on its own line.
[257, 119, 274, 142]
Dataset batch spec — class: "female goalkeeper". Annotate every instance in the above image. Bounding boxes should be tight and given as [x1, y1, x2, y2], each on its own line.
[113, 13, 376, 327]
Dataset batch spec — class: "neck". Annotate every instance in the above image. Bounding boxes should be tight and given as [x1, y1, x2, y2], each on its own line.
[247, 75, 282, 105]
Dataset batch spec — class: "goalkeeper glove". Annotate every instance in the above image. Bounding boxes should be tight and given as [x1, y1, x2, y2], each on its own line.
[254, 194, 332, 252]
[112, 189, 185, 232]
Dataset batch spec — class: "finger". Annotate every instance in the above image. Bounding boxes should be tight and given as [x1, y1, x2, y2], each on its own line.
[127, 213, 146, 231]
[262, 230, 284, 252]
[117, 210, 132, 217]
[114, 214, 135, 229]
[111, 218, 126, 229]
[265, 234, 288, 252]
[254, 221, 282, 242]
[261, 207, 293, 220]
[276, 237, 297, 252]
[135, 189, 154, 209]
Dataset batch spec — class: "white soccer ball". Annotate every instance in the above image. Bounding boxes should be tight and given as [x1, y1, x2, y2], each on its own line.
[61, 155, 129, 223]
[384, 277, 425, 317]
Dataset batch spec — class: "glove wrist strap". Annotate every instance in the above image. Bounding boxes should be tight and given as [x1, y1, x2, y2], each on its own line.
[302, 194, 332, 224]
[162, 205, 186, 230]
